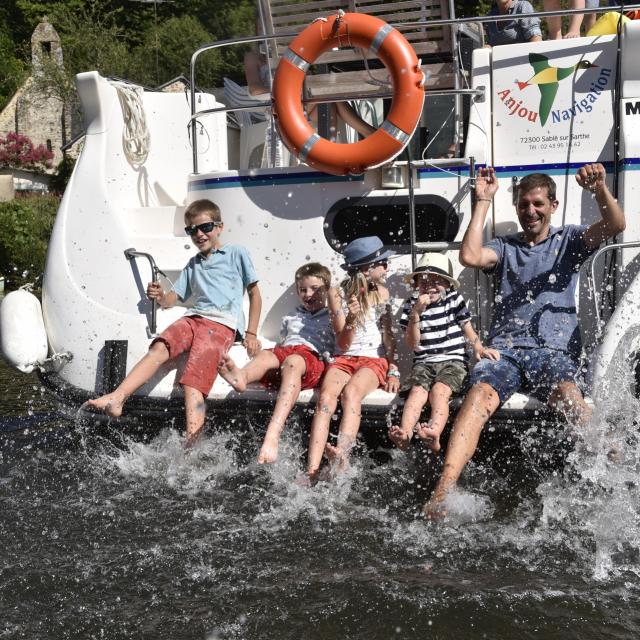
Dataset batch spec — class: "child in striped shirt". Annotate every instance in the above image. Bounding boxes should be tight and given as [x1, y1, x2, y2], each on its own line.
[389, 253, 499, 452]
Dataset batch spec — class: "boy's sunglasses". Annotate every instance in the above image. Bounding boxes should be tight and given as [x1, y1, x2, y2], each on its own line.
[184, 221, 221, 236]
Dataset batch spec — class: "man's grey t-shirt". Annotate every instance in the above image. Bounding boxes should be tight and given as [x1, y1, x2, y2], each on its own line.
[485, 225, 595, 359]
[486, 1, 542, 47]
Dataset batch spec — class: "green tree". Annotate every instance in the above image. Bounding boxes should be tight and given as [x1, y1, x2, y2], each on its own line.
[0, 22, 26, 112]
[0, 195, 58, 289]
[177, 0, 257, 85]
[129, 14, 219, 87]
[455, 1, 492, 18]
[48, 155, 76, 195]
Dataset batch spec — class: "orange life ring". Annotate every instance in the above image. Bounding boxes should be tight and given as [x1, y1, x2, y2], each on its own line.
[272, 12, 425, 176]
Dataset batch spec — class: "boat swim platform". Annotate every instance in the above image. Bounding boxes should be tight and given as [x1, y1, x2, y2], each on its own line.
[40, 369, 588, 429]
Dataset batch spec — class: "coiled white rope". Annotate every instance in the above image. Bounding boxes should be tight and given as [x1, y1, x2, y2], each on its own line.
[111, 81, 151, 167]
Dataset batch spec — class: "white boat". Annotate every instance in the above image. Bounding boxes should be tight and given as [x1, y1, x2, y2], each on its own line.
[2, 4, 640, 431]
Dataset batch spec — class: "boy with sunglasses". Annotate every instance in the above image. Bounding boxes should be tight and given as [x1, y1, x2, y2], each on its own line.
[88, 198, 261, 446]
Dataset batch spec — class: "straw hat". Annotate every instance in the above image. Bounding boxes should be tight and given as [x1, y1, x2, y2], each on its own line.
[404, 253, 460, 289]
[340, 236, 394, 270]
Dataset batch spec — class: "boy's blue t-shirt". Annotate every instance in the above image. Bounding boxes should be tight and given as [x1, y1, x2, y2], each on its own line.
[172, 244, 258, 335]
[484, 225, 595, 359]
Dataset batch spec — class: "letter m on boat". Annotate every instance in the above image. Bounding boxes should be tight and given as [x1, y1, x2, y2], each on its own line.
[626, 101, 640, 115]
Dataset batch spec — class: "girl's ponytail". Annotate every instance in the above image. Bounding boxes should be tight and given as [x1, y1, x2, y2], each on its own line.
[340, 269, 383, 326]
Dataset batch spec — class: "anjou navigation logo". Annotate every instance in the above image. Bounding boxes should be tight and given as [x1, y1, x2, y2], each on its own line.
[497, 53, 610, 126]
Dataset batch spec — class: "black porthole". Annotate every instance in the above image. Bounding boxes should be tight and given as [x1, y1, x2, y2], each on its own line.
[324, 194, 459, 253]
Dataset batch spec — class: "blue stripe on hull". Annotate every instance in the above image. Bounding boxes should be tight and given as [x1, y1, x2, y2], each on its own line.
[188, 159, 636, 191]
[418, 160, 620, 179]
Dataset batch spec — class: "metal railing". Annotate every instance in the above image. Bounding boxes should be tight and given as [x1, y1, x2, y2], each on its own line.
[588, 240, 640, 330]
[124, 248, 166, 335]
[188, 3, 640, 173]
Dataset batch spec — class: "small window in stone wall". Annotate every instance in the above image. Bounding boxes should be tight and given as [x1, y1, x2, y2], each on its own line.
[324, 194, 460, 253]
[46, 139, 52, 152]
[41, 41, 51, 57]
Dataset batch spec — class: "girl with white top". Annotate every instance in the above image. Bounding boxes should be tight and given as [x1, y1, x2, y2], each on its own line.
[306, 236, 400, 481]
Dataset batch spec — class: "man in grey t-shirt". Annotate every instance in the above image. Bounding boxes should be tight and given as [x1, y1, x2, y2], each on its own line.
[425, 163, 626, 517]
[486, 0, 542, 47]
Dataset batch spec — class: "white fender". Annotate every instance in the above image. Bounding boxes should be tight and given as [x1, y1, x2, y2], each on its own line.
[0, 289, 48, 374]
[590, 272, 640, 396]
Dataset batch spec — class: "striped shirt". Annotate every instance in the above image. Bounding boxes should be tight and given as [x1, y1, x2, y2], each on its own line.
[399, 289, 472, 363]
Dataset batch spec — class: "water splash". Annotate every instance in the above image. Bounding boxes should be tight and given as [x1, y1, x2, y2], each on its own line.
[535, 357, 640, 581]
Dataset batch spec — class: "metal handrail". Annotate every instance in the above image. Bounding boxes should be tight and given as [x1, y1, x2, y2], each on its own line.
[188, 88, 483, 126]
[414, 242, 461, 251]
[124, 248, 167, 335]
[588, 241, 640, 329]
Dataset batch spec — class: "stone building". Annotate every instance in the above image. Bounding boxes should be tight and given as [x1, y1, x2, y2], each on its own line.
[0, 18, 81, 175]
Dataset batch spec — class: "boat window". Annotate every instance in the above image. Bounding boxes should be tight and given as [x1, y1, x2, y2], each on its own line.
[324, 194, 459, 253]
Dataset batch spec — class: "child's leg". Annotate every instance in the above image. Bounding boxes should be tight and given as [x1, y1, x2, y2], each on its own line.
[178, 319, 235, 446]
[87, 341, 171, 417]
[547, 380, 592, 428]
[258, 354, 306, 464]
[565, 0, 585, 38]
[218, 350, 280, 392]
[423, 382, 500, 517]
[543, 0, 563, 39]
[183, 384, 206, 447]
[325, 367, 379, 470]
[306, 367, 351, 478]
[415, 382, 452, 452]
[389, 385, 430, 452]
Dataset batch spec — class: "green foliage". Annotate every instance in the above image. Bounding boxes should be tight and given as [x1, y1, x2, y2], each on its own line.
[48, 155, 76, 195]
[8, 0, 497, 100]
[14, 0, 254, 90]
[0, 22, 26, 112]
[129, 14, 220, 87]
[455, 1, 492, 18]
[29, 3, 132, 105]
[0, 195, 58, 289]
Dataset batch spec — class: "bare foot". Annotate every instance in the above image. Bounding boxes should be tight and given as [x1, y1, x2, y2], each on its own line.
[257, 436, 279, 464]
[86, 392, 126, 418]
[184, 428, 203, 449]
[217, 355, 248, 392]
[607, 443, 624, 463]
[415, 421, 441, 452]
[563, 31, 580, 39]
[324, 443, 349, 475]
[388, 424, 413, 452]
[422, 489, 448, 520]
[297, 469, 320, 487]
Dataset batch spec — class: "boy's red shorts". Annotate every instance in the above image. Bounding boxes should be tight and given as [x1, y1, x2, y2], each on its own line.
[327, 355, 389, 388]
[261, 344, 326, 390]
[151, 315, 235, 396]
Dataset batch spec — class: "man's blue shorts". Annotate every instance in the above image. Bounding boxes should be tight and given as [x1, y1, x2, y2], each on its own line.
[468, 347, 579, 404]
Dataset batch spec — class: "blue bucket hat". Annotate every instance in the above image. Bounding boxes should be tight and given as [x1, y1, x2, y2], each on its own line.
[340, 236, 394, 270]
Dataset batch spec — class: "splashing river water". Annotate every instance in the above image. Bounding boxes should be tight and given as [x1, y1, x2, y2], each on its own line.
[1, 356, 639, 639]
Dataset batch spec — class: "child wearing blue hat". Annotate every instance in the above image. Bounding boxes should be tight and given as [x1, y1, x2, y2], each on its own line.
[306, 236, 399, 481]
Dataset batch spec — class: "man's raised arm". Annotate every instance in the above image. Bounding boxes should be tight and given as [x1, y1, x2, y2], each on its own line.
[578, 163, 626, 251]
[460, 167, 499, 270]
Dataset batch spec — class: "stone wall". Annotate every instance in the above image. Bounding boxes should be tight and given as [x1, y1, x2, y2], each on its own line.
[0, 18, 75, 171]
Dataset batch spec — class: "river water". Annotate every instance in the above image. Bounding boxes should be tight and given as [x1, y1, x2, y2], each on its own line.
[1, 353, 640, 639]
